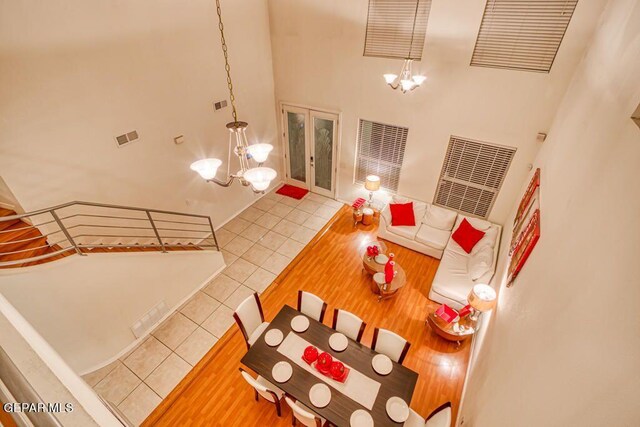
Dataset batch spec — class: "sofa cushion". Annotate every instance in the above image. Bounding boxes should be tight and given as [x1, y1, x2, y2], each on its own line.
[423, 205, 457, 231]
[413, 202, 428, 223]
[415, 224, 451, 251]
[468, 246, 493, 280]
[471, 226, 499, 255]
[452, 219, 485, 253]
[455, 215, 492, 231]
[390, 202, 415, 226]
[386, 223, 421, 240]
[392, 195, 409, 204]
[431, 249, 473, 304]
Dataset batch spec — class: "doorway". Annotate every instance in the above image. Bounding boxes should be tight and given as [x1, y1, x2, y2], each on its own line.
[281, 104, 339, 198]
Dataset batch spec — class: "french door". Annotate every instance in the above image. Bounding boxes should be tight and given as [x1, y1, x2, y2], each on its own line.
[282, 105, 339, 198]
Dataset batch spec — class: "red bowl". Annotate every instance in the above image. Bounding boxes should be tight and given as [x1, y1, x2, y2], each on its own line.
[316, 352, 333, 372]
[303, 346, 318, 363]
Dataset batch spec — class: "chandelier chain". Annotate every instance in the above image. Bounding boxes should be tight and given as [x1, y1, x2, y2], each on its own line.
[215, 0, 238, 124]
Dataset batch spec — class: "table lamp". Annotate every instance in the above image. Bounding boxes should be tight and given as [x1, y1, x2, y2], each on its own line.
[467, 284, 497, 321]
[364, 175, 381, 206]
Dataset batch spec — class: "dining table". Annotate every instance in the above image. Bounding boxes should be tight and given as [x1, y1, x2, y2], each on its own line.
[240, 305, 419, 427]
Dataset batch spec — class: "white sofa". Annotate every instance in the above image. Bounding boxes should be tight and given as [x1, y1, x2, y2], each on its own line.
[378, 199, 458, 260]
[378, 197, 501, 309]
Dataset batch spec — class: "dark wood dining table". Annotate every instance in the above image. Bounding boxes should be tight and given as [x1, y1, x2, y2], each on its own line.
[240, 305, 419, 427]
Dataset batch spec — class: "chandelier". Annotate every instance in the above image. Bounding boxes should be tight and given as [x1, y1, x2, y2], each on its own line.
[190, 0, 276, 193]
[383, 59, 426, 93]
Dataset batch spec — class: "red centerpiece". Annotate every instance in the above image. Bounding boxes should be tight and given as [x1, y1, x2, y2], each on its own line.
[316, 352, 333, 374]
[302, 346, 319, 364]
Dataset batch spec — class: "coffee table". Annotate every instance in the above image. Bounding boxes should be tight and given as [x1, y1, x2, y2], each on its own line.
[361, 241, 407, 300]
[426, 309, 478, 345]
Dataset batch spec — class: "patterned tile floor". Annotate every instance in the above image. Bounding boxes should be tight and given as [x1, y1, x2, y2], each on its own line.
[82, 189, 343, 425]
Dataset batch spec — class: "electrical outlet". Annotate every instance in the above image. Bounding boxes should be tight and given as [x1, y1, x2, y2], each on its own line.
[213, 99, 228, 111]
[174, 135, 185, 145]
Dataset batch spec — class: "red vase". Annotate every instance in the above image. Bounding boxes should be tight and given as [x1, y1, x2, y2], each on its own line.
[384, 253, 395, 283]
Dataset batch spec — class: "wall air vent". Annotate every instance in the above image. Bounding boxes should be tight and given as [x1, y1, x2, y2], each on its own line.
[115, 130, 140, 147]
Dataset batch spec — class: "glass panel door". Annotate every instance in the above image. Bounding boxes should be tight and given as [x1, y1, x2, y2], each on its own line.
[311, 112, 338, 197]
[283, 107, 309, 188]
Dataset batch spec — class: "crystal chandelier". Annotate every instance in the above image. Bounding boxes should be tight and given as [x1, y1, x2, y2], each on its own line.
[190, 0, 276, 193]
[383, 59, 426, 93]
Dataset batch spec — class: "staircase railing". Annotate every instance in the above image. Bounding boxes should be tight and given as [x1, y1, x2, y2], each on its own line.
[0, 201, 219, 267]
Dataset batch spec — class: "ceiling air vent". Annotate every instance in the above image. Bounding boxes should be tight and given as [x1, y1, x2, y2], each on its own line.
[115, 130, 140, 148]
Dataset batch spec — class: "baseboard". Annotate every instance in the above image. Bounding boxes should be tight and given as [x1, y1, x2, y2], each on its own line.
[78, 260, 226, 377]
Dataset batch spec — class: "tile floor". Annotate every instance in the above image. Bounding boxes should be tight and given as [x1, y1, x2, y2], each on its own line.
[82, 188, 343, 425]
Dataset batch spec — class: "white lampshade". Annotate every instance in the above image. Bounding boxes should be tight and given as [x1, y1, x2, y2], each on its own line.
[244, 167, 277, 192]
[467, 284, 497, 312]
[365, 175, 381, 191]
[400, 79, 415, 91]
[190, 158, 222, 180]
[412, 75, 427, 85]
[383, 74, 398, 84]
[246, 143, 273, 163]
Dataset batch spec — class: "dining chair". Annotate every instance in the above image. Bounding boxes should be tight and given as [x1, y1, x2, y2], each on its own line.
[233, 292, 269, 350]
[404, 402, 452, 427]
[239, 368, 285, 417]
[297, 290, 328, 323]
[371, 327, 411, 364]
[331, 309, 366, 342]
[284, 396, 327, 427]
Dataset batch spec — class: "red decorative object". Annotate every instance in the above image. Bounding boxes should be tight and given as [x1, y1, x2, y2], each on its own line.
[452, 218, 486, 253]
[276, 184, 309, 200]
[435, 304, 459, 324]
[458, 304, 472, 318]
[352, 198, 366, 209]
[384, 253, 395, 283]
[302, 346, 319, 364]
[316, 352, 333, 374]
[330, 361, 345, 379]
[389, 202, 415, 226]
[508, 168, 541, 287]
[366, 245, 380, 257]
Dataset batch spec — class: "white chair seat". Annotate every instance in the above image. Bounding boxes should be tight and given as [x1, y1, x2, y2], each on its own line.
[426, 405, 451, 427]
[248, 321, 270, 346]
[256, 375, 284, 402]
[403, 409, 425, 427]
[297, 402, 326, 426]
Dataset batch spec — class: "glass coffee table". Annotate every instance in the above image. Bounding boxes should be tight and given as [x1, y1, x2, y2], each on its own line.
[361, 240, 407, 301]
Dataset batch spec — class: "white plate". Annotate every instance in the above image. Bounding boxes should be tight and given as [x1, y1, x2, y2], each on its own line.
[374, 254, 389, 264]
[386, 396, 409, 423]
[309, 383, 331, 408]
[350, 409, 374, 427]
[264, 329, 284, 347]
[329, 333, 348, 352]
[291, 315, 310, 333]
[372, 354, 393, 375]
[271, 361, 293, 383]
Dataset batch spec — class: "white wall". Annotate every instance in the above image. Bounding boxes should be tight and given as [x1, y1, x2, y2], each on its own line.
[267, 0, 607, 224]
[0, 250, 224, 373]
[459, 0, 640, 425]
[0, 0, 281, 227]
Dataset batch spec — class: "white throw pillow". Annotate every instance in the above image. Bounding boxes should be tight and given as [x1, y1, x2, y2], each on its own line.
[413, 202, 428, 223]
[464, 216, 492, 231]
[471, 226, 499, 254]
[392, 195, 409, 204]
[468, 246, 493, 281]
[423, 205, 457, 231]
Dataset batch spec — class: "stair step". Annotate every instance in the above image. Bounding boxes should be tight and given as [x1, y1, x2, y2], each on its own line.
[0, 208, 16, 217]
[0, 236, 49, 261]
[0, 218, 21, 232]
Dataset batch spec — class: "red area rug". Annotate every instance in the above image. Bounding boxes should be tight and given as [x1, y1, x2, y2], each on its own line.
[276, 184, 309, 200]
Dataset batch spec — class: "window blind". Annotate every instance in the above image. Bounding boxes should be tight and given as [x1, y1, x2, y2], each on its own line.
[471, 0, 579, 73]
[434, 136, 516, 218]
[355, 120, 408, 192]
[363, 0, 432, 60]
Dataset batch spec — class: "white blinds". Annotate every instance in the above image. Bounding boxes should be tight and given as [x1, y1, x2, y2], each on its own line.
[363, 0, 432, 60]
[355, 120, 408, 192]
[434, 136, 516, 218]
[471, 0, 579, 73]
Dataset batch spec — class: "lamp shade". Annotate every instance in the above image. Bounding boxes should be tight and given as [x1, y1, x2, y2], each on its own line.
[246, 143, 273, 163]
[365, 175, 381, 192]
[190, 158, 222, 180]
[467, 284, 497, 312]
[244, 167, 277, 192]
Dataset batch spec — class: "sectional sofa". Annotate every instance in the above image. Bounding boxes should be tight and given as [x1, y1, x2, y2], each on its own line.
[378, 197, 501, 309]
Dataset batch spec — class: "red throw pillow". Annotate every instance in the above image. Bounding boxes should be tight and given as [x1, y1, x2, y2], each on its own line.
[389, 202, 415, 226]
[452, 218, 486, 253]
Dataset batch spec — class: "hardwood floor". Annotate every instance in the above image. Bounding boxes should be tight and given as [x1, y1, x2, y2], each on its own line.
[144, 205, 471, 427]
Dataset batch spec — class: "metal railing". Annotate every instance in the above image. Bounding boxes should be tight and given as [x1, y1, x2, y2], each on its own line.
[0, 201, 219, 267]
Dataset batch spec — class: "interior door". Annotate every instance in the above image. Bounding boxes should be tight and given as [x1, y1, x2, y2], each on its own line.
[310, 111, 338, 198]
[283, 106, 310, 189]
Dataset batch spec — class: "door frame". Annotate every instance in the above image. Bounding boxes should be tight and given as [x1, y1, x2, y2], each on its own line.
[279, 101, 342, 199]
